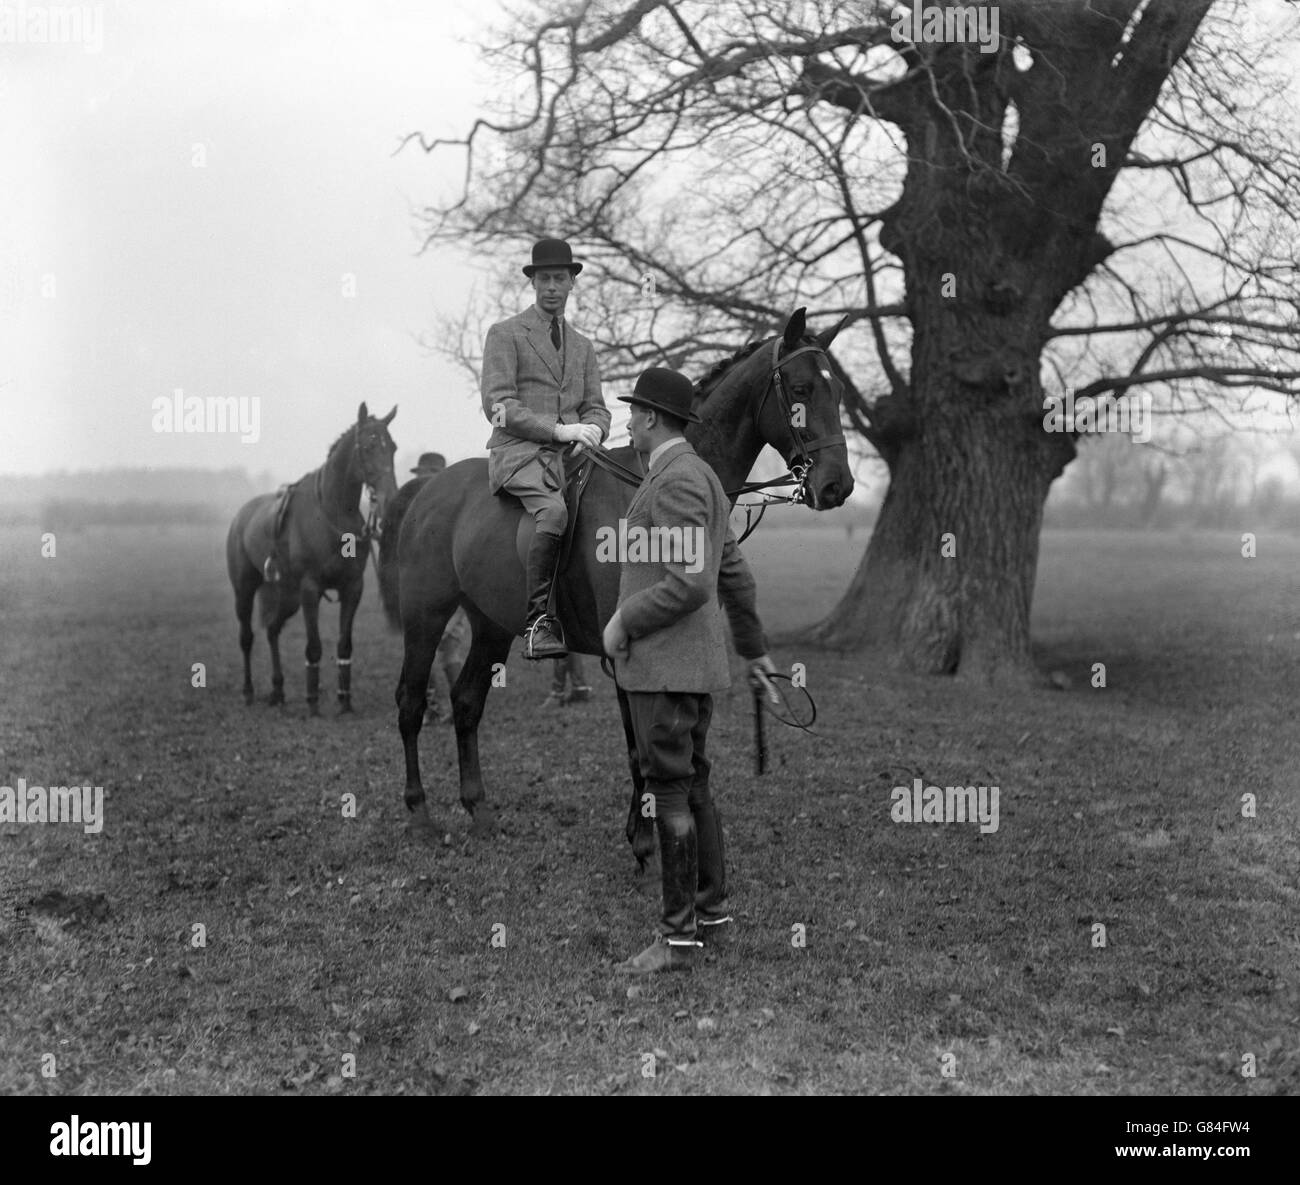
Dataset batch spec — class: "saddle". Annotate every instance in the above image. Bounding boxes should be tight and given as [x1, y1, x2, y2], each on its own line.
[263, 480, 300, 583]
[494, 446, 597, 573]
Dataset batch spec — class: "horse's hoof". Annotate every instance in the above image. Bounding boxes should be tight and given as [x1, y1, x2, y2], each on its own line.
[267, 691, 285, 706]
[243, 691, 255, 706]
[469, 804, 497, 839]
[405, 802, 437, 841]
[307, 703, 321, 717]
[337, 702, 354, 716]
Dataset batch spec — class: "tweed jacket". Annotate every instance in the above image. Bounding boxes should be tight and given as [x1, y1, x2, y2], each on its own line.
[480, 304, 610, 493]
[614, 440, 768, 693]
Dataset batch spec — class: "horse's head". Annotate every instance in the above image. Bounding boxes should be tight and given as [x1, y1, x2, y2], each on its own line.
[354, 401, 399, 527]
[753, 309, 854, 510]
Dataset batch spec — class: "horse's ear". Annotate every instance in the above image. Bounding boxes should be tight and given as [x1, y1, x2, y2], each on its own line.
[782, 308, 807, 350]
[816, 315, 851, 350]
[382, 405, 397, 425]
[358, 402, 369, 424]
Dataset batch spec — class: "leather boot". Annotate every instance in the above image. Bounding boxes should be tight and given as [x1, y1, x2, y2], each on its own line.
[617, 933, 697, 974]
[695, 802, 732, 945]
[522, 530, 567, 660]
[658, 812, 698, 940]
[618, 812, 700, 974]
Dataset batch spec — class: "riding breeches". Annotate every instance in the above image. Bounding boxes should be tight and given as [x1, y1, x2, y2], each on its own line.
[499, 451, 567, 536]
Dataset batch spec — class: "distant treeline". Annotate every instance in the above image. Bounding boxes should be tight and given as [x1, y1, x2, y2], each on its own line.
[0, 466, 280, 529]
[1044, 495, 1300, 532]
[2, 500, 227, 528]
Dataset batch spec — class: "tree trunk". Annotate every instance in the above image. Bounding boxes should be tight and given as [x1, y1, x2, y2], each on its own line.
[806, 369, 1070, 684]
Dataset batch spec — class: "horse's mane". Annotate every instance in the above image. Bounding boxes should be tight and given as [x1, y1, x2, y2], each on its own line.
[325, 423, 357, 460]
[694, 339, 767, 402]
[324, 410, 385, 460]
[299, 417, 366, 484]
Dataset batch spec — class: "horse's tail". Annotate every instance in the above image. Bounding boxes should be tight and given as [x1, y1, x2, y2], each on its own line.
[378, 478, 421, 631]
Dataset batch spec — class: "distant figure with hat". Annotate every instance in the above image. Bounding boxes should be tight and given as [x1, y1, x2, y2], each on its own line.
[410, 452, 446, 477]
[481, 237, 611, 660]
[396, 449, 469, 722]
[603, 367, 779, 975]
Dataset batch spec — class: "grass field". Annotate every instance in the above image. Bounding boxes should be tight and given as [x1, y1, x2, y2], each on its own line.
[1, 523, 1296, 1095]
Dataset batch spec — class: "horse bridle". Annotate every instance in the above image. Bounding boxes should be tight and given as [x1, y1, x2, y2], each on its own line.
[582, 336, 847, 519]
[308, 420, 390, 545]
[353, 421, 391, 541]
[755, 337, 846, 505]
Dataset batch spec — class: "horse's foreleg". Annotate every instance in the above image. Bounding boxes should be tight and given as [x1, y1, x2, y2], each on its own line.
[300, 579, 323, 717]
[453, 613, 514, 838]
[397, 607, 447, 838]
[617, 685, 656, 871]
[335, 579, 362, 714]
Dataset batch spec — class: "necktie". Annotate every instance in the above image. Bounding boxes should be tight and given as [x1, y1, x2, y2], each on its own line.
[550, 317, 562, 352]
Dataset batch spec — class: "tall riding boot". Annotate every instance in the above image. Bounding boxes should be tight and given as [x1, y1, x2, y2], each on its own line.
[695, 803, 733, 945]
[523, 529, 567, 660]
[618, 811, 700, 975]
[658, 812, 699, 941]
[305, 661, 320, 716]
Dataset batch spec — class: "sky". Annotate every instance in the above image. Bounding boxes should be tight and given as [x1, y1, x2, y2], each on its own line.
[0, 0, 1296, 490]
[0, 0, 600, 482]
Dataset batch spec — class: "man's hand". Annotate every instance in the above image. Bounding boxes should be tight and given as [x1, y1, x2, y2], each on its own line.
[602, 610, 630, 658]
[554, 422, 603, 453]
[748, 654, 780, 705]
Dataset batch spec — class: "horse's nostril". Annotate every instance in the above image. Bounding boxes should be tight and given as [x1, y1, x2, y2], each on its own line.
[823, 482, 840, 504]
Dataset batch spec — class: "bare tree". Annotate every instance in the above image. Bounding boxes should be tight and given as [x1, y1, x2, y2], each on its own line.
[405, 0, 1300, 681]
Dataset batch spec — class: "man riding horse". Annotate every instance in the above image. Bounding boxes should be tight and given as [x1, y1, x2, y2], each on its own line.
[480, 238, 610, 659]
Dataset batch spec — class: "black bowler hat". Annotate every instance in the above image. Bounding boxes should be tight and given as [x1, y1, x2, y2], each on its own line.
[410, 451, 446, 475]
[522, 238, 584, 277]
[618, 367, 702, 425]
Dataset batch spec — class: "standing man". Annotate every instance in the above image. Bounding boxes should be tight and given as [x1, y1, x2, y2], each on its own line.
[481, 238, 611, 659]
[409, 451, 447, 478]
[542, 654, 592, 708]
[603, 368, 779, 975]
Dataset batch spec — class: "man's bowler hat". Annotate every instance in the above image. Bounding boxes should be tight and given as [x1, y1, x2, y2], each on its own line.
[618, 367, 702, 425]
[410, 451, 446, 475]
[523, 238, 584, 277]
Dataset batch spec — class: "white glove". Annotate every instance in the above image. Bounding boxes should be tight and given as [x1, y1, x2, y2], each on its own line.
[555, 422, 602, 452]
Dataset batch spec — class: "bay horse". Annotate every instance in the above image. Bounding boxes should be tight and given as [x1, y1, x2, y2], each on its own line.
[378, 309, 852, 859]
[227, 402, 398, 714]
